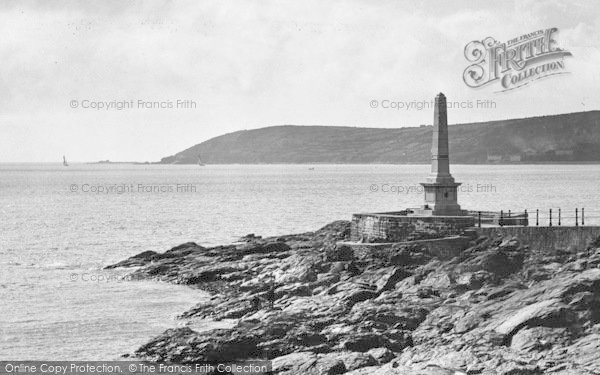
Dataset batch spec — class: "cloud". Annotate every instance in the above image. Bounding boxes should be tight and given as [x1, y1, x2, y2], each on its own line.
[0, 0, 599, 161]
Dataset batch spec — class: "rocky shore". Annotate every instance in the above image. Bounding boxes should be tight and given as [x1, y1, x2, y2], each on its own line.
[107, 221, 600, 374]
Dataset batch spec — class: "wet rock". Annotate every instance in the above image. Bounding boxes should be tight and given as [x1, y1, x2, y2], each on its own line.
[367, 347, 395, 364]
[325, 244, 354, 262]
[345, 289, 380, 305]
[340, 331, 411, 352]
[389, 244, 432, 267]
[453, 313, 483, 334]
[327, 262, 347, 274]
[272, 351, 361, 375]
[238, 241, 291, 255]
[341, 333, 391, 352]
[344, 365, 381, 375]
[376, 268, 412, 292]
[510, 327, 571, 352]
[348, 303, 429, 331]
[429, 350, 480, 371]
[272, 352, 317, 374]
[107, 225, 600, 373]
[161, 242, 205, 258]
[135, 327, 260, 362]
[494, 299, 567, 336]
[104, 250, 158, 268]
[417, 286, 440, 299]
[319, 351, 377, 371]
[238, 233, 262, 242]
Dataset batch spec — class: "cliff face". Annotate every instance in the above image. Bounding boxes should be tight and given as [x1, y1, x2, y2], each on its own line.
[159, 110, 600, 164]
[109, 222, 600, 374]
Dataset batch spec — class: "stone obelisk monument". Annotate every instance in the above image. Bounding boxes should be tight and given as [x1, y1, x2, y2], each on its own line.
[418, 93, 464, 216]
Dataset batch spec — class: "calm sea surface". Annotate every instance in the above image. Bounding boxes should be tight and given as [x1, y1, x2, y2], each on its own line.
[1, 163, 600, 359]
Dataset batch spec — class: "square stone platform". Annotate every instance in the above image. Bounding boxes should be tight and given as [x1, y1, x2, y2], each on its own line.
[351, 211, 475, 243]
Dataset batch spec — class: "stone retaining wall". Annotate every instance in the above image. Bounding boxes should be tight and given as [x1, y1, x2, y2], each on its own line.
[351, 213, 475, 242]
[342, 226, 600, 264]
[475, 226, 600, 252]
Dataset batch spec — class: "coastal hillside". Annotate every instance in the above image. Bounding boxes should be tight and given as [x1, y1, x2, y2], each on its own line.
[159, 110, 600, 164]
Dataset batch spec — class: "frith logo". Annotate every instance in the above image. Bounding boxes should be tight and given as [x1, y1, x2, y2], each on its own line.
[463, 28, 572, 92]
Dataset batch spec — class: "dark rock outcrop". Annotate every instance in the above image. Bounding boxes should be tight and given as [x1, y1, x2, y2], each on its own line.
[108, 223, 600, 374]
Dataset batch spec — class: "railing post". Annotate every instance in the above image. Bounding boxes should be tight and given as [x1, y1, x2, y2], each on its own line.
[500, 210, 504, 227]
[549, 209, 552, 227]
[536, 209, 539, 226]
[576, 208, 579, 227]
[558, 208, 561, 226]
[478, 211, 481, 228]
[524, 209, 528, 227]
[582, 208, 585, 226]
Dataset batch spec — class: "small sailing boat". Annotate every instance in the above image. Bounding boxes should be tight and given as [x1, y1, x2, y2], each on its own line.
[63, 155, 69, 166]
[197, 154, 205, 166]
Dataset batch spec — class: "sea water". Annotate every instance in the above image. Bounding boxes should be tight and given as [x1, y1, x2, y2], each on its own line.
[1, 163, 599, 358]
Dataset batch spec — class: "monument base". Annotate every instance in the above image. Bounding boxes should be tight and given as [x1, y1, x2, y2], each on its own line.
[350, 212, 475, 243]
[410, 206, 469, 216]
[419, 181, 464, 216]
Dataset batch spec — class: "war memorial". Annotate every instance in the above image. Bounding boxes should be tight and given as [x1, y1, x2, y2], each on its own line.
[349, 93, 600, 254]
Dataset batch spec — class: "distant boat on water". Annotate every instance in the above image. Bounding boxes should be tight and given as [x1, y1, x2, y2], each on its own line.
[63, 155, 69, 167]
[197, 154, 205, 166]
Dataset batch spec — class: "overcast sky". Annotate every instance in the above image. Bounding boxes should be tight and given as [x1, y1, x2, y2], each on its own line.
[1, 0, 599, 162]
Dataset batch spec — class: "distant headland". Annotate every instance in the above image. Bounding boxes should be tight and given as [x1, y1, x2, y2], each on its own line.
[158, 110, 600, 165]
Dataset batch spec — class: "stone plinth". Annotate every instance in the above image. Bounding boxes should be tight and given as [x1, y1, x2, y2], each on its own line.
[416, 181, 466, 216]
